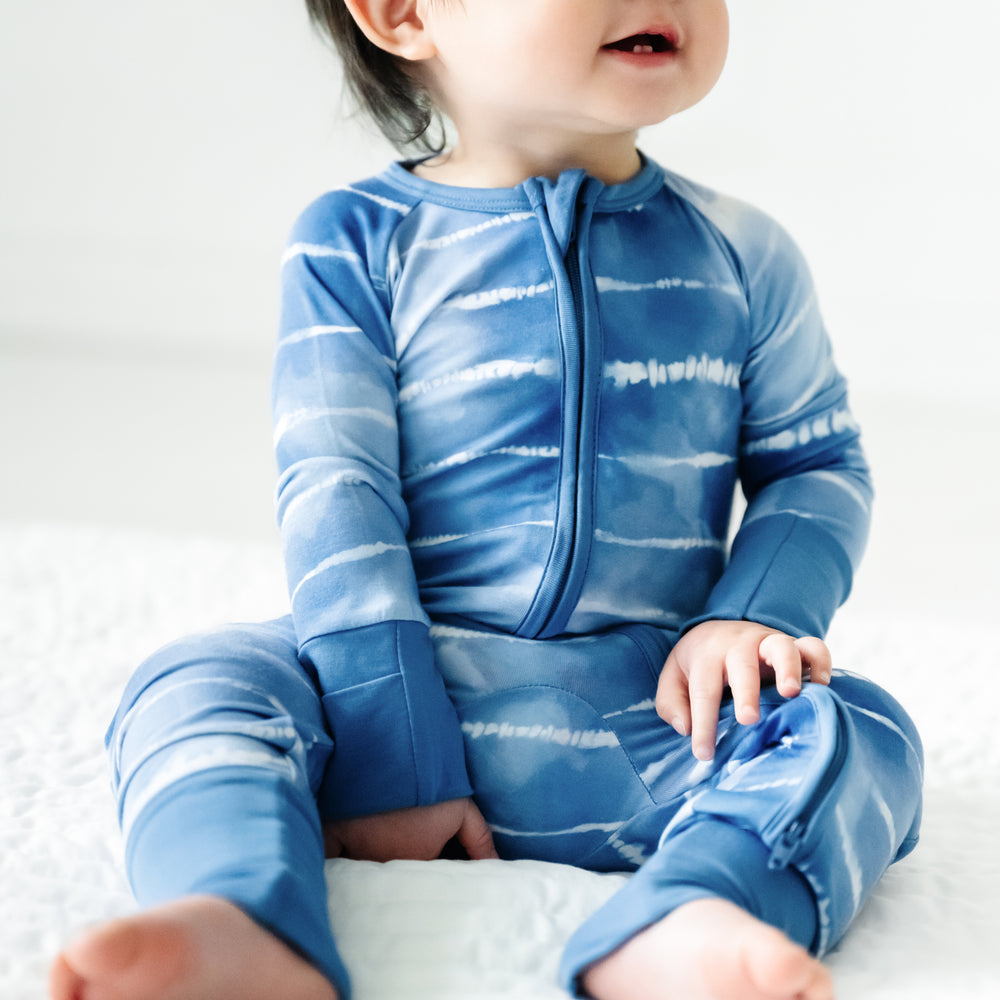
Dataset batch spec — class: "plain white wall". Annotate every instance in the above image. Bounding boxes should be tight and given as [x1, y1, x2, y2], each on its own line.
[2, 0, 998, 396]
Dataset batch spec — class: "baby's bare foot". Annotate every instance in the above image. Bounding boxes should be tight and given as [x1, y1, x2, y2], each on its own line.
[582, 897, 833, 1000]
[49, 895, 338, 1000]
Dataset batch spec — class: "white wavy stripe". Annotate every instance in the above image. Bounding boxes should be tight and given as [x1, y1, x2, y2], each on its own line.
[402, 212, 535, 256]
[489, 820, 626, 838]
[640, 757, 671, 787]
[291, 542, 409, 604]
[461, 719, 620, 749]
[600, 451, 735, 475]
[731, 776, 803, 794]
[399, 358, 560, 404]
[641, 743, 702, 788]
[409, 520, 554, 548]
[406, 445, 560, 478]
[836, 803, 864, 915]
[594, 529, 725, 552]
[718, 751, 771, 787]
[568, 596, 683, 627]
[273, 405, 396, 447]
[281, 243, 362, 268]
[605, 355, 741, 390]
[656, 787, 708, 849]
[743, 361, 835, 429]
[112, 677, 287, 778]
[447, 281, 554, 311]
[805, 469, 873, 515]
[276, 324, 391, 360]
[407, 532, 471, 549]
[342, 185, 412, 214]
[871, 783, 898, 851]
[429, 624, 525, 644]
[837, 696, 924, 779]
[743, 408, 859, 455]
[280, 323, 361, 346]
[121, 737, 299, 839]
[768, 294, 816, 353]
[603, 698, 657, 719]
[595, 275, 741, 296]
[277, 471, 378, 530]
[610, 836, 650, 867]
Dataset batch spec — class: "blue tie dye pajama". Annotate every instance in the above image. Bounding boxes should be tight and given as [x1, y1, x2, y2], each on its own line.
[108, 156, 923, 998]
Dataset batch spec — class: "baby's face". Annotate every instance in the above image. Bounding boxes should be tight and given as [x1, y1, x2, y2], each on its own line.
[419, 0, 729, 143]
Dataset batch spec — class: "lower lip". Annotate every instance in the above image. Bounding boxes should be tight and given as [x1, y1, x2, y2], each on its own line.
[601, 47, 679, 68]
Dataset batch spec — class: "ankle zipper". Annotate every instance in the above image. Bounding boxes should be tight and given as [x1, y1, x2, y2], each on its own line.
[768, 698, 850, 870]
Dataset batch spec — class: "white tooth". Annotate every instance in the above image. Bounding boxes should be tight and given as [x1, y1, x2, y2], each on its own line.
[633, 44, 654, 54]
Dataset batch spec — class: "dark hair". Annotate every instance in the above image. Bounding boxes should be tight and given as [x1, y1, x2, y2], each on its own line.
[304, 1, 443, 151]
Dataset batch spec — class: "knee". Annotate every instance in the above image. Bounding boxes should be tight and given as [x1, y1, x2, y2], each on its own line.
[107, 616, 328, 787]
[112, 616, 305, 722]
[825, 670, 924, 858]
[826, 670, 923, 772]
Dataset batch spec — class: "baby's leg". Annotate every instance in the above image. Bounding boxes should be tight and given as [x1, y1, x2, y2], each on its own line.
[50, 618, 347, 1000]
[561, 674, 923, 998]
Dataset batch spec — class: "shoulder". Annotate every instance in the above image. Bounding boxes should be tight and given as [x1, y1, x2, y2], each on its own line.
[285, 167, 420, 262]
[658, 167, 812, 293]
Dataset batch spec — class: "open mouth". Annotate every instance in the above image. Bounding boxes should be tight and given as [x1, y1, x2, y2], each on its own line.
[604, 32, 678, 55]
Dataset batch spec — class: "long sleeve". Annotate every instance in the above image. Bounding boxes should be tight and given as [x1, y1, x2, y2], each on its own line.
[273, 191, 472, 818]
[682, 198, 873, 638]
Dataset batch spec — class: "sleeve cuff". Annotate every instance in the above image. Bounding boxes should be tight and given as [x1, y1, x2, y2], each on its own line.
[301, 621, 473, 818]
[687, 514, 854, 639]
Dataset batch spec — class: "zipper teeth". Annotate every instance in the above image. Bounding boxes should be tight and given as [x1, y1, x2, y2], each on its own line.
[769, 700, 849, 868]
[534, 234, 587, 635]
[516, 177, 594, 639]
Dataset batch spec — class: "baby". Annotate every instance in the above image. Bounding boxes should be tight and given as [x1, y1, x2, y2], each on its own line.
[51, 3, 923, 1000]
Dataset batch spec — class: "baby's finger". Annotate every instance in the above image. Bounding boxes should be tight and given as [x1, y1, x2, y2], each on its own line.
[655, 659, 692, 736]
[795, 636, 832, 685]
[458, 803, 499, 860]
[687, 662, 725, 761]
[724, 639, 762, 726]
[758, 632, 803, 698]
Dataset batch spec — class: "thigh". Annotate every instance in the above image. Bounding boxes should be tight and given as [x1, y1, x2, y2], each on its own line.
[109, 615, 333, 812]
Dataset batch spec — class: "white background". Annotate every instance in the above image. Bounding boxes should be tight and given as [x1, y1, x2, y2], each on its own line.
[3, 10, 998, 998]
[2, 0, 998, 615]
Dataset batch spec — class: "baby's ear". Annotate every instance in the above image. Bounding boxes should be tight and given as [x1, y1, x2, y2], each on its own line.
[344, 0, 436, 62]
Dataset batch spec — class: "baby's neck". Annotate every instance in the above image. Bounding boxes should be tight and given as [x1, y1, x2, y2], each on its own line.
[412, 133, 643, 189]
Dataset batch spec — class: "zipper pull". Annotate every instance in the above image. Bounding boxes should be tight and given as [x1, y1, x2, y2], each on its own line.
[769, 820, 806, 870]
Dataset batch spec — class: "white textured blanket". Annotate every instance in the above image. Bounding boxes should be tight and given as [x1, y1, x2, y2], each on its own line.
[2, 524, 998, 998]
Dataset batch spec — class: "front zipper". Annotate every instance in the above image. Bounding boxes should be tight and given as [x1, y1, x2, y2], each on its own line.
[516, 177, 600, 639]
[532, 231, 590, 636]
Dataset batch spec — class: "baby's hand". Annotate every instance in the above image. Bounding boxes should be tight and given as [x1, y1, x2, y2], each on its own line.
[323, 796, 498, 863]
[655, 620, 832, 762]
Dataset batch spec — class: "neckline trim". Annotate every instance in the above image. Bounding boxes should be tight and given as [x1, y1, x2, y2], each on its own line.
[384, 153, 665, 214]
